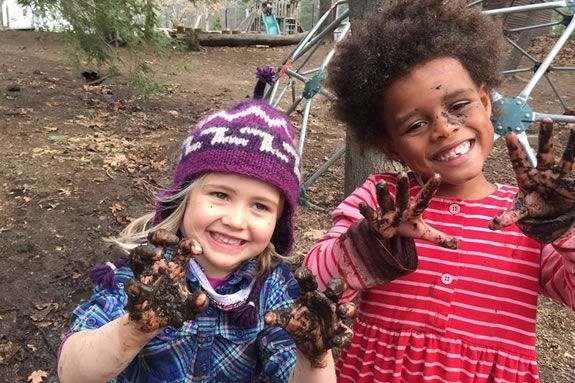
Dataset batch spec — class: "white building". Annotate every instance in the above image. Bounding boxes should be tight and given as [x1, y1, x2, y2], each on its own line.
[1, 0, 68, 31]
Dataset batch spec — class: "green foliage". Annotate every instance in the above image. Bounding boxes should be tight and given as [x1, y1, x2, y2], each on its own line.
[18, 0, 175, 98]
[551, 7, 574, 37]
[212, 15, 223, 31]
[131, 61, 165, 100]
[19, 0, 164, 64]
[299, 0, 319, 31]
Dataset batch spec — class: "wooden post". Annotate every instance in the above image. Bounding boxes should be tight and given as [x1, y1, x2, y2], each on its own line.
[0, 0, 4, 30]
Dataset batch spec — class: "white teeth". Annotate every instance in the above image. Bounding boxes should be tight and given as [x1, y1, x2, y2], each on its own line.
[435, 141, 471, 161]
[212, 232, 243, 245]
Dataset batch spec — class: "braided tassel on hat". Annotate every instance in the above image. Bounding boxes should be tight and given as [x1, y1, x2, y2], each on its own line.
[88, 257, 129, 289]
[229, 271, 270, 327]
[253, 67, 277, 100]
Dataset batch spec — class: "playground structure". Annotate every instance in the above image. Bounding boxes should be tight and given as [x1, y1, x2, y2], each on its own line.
[238, 0, 301, 34]
[157, 0, 305, 35]
[265, 0, 575, 207]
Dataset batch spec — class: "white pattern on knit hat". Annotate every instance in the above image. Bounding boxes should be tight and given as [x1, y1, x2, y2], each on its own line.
[181, 126, 301, 182]
[241, 127, 289, 161]
[281, 140, 301, 181]
[202, 127, 250, 146]
[197, 105, 292, 137]
[241, 127, 301, 181]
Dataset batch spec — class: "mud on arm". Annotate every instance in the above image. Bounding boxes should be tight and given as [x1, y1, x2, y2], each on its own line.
[305, 173, 458, 295]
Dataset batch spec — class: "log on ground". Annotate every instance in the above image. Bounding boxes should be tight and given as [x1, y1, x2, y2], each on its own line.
[195, 32, 308, 47]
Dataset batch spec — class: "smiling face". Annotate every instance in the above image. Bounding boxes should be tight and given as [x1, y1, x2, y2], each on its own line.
[181, 173, 283, 278]
[381, 57, 495, 198]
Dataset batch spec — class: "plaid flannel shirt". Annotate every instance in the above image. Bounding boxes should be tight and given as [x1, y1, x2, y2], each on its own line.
[69, 260, 299, 382]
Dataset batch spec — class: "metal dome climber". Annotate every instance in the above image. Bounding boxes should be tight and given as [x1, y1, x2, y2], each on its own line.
[265, 0, 575, 208]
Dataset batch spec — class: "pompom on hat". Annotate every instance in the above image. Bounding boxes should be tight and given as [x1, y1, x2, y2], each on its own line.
[153, 68, 301, 256]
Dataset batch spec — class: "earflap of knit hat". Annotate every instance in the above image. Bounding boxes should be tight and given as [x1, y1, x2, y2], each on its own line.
[271, 205, 294, 256]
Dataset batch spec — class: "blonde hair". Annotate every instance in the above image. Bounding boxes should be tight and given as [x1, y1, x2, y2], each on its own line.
[106, 174, 298, 275]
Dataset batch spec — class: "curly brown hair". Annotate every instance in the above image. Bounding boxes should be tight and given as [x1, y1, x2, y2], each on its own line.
[328, 0, 504, 149]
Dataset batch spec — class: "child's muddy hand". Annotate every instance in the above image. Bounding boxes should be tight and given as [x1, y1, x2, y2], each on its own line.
[264, 267, 356, 368]
[489, 119, 575, 243]
[125, 229, 208, 332]
[360, 172, 458, 249]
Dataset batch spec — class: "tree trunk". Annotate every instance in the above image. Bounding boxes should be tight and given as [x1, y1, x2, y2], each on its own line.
[344, 131, 403, 195]
[344, 0, 402, 195]
[319, 0, 334, 42]
[185, 29, 202, 51]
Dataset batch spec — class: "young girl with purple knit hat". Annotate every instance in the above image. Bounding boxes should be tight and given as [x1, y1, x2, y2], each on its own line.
[57, 69, 311, 382]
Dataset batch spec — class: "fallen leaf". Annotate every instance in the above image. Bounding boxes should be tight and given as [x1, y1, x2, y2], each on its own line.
[0, 341, 21, 365]
[303, 229, 326, 241]
[48, 135, 68, 143]
[110, 202, 124, 215]
[30, 303, 59, 322]
[58, 188, 72, 196]
[27, 369, 48, 383]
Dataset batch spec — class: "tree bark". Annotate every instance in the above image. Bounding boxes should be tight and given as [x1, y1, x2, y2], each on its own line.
[319, 0, 334, 42]
[343, 0, 402, 195]
[344, 132, 403, 195]
[184, 29, 202, 51]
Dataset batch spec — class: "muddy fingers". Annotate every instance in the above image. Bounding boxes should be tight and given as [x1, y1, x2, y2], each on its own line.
[124, 230, 208, 332]
[360, 174, 457, 249]
[489, 195, 530, 230]
[536, 119, 555, 170]
[265, 267, 357, 368]
[294, 267, 319, 293]
[490, 120, 575, 242]
[147, 229, 180, 247]
[412, 174, 441, 217]
[324, 276, 345, 303]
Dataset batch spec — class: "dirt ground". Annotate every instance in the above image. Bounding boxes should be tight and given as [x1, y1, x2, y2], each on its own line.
[0, 31, 574, 382]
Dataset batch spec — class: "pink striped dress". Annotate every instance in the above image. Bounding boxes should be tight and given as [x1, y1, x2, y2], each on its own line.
[304, 172, 575, 383]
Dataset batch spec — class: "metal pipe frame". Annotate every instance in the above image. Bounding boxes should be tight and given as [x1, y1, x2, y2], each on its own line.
[271, 0, 575, 203]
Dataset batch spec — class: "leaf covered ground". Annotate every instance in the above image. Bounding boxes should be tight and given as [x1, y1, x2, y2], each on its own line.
[0, 31, 574, 382]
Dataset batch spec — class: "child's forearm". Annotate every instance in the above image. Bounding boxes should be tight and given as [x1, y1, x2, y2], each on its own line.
[289, 350, 336, 383]
[305, 219, 417, 294]
[58, 314, 158, 383]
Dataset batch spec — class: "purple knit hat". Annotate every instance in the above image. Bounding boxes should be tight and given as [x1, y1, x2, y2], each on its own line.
[154, 69, 301, 256]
